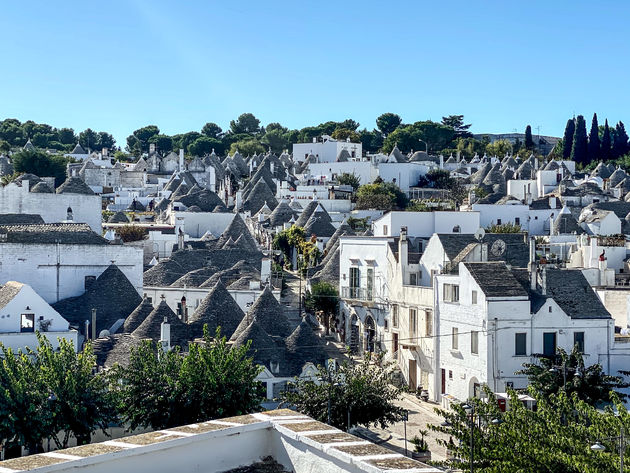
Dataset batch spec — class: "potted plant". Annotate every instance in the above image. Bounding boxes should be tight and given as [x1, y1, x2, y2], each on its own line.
[410, 429, 431, 461]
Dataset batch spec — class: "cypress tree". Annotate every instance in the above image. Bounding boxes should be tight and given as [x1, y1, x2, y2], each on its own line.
[562, 118, 575, 159]
[525, 125, 534, 150]
[587, 113, 600, 162]
[570, 115, 588, 166]
[601, 119, 612, 161]
[613, 121, 629, 158]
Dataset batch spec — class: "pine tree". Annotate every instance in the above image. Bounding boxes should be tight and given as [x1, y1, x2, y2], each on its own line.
[587, 113, 600, 161]
[562, 118, 575, 159]
[601, 119, 612, 161]
[613, 121, 629, 159]
[525, 125, 534, 150]
[570, 115, 588, 166]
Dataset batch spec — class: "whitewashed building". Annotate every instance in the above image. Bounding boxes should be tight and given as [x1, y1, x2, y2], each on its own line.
[0, 281, 78, 352]
[293, 135, 362, 163]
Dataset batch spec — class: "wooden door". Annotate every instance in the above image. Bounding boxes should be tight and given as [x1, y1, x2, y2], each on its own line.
[441, 369, 446, 394]
[408, 359, 417, 391]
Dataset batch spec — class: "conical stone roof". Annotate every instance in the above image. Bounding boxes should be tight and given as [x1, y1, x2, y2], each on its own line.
[56, 177, 94, 195]
[217, 214, 257, 248]
[132, 299, 189, 347]
[285, 318, 327, 375]
[189, 280, 244, 339]
[108, 211, 130, 224]
[121, 297, 154, 333]
[230, 285, 290, 340]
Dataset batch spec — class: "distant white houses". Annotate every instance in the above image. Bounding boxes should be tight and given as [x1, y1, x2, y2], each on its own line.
[293, 135, 362, 164]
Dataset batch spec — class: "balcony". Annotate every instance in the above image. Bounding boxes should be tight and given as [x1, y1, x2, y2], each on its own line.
[341, 286, 373, 301]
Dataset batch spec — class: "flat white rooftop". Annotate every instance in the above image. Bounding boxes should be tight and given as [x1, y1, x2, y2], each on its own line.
[0, 409, 440, 473]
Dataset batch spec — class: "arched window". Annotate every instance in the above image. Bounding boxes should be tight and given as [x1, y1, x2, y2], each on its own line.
[66, 207, 73, 221]
[452, 225, 461, 233]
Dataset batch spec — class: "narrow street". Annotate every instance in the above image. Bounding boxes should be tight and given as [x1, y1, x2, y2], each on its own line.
[355, 393, 451, 464]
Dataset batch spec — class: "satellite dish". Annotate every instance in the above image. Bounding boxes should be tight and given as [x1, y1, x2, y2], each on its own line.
[474, 228, 486, 242]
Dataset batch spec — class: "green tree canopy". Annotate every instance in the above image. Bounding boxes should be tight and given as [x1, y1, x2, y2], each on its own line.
[147, 134, 173, 153]
[441, 114, 472, 138]
[431, 387, 630, 473]
[113, 328, 264, 431]
[305, 281, 339, 334]
[188, 136, 221, 156]
[281, 353, 405, 431]
[331, 128, 360, 142]
[201, 122, 223, 139]
[571, 115, 589, 166]
[12, 150, 68, 187]
[355, 181, 408, 211]
[376, 113, 402, 136]
[517, 346, 629, 405]
[229, 138, 265, 156]
[525, 124, 534, 150]
[601, 119, 612, 161]
[336, 172, 361, 190]
[588, 113, 600, 161]
[563, 118, 576, 160]
[126, 125, 160, 153]
[382, 121, 455, 154]
[229, 113, 261, 135]
[485, 139, 512, 156]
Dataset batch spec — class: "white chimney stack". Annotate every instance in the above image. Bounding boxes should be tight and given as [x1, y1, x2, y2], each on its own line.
[261, 258, 271, 283]
[179, 149, 184, 170]
[161, 316, 171, 351]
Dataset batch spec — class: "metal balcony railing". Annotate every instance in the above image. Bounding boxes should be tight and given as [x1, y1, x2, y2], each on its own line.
[341, 286, 373, 301]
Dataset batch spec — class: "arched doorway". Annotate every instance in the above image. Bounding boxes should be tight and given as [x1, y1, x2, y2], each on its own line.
[365, 315, 376, 353]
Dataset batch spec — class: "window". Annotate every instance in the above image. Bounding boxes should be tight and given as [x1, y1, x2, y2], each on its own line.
[366, 268, 374, 301]
[471, 331, 479, 354]
[392, 305, 399, 328]
[384, 318, 389, 331]
[452, 327, 459, 350]
[543, 332, 557, 357]
[471, 290, 478, 305]
[409, 273, 418, 286]
[409, 308, 417, 337]
[425, 310, 433, 336]
[515, 333, 527, 356]
[392, 333, 399, 355]
[515, 217, 520, 225]
[549, 306, 552, 313]
[449, 370, 453, 380]
[452, 225, 461, 233]
[443, 284, 460, 303]
[20, 313, 35, 333]
[84, 275, 96, 289]
[349, 267, 360, 298]
[574, 332, 585, 353]
[496, 218, 502, 225]
[383, 225, 388, 235]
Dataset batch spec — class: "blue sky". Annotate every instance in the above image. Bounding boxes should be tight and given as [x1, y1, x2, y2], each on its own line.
[1, 1, 628, 145]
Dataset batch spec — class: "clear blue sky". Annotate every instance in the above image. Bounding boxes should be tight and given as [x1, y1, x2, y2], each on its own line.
[1, 1, 628, 145]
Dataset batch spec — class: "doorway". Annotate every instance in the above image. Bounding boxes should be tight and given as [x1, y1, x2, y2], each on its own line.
[409, 359, 417, 391]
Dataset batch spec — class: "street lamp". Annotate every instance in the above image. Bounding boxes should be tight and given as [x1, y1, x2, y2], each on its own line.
[460, 402, 502, 473]
[590, 422, 628, 473]
[418, 139, 428, 154]
[548, 360, 581, 390]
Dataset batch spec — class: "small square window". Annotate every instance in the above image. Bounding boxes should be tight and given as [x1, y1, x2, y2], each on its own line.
[472, 291, 478, 305]
[449, 370, 453, 380]
[452, 327, 459, 350]
[471, 331, 479, 354]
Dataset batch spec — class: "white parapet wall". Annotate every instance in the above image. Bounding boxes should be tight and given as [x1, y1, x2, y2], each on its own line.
[0, 410, 441, 473]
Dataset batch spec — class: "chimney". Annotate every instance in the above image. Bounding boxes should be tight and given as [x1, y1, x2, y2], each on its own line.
[177, 228, 185, 250]
[160, 316, 171, 352]
[91, 308, 97, 340]
[541, 267, 547, 295]
[102, 147, 108, 157]
[439, 154, 444, 169]
[261, 258, 271, 283]
[270, 162, 275, 174]
[481, 243, 488, 262]
[399, 226, 409, 269]
[179, 148, 184, 170]
[529, 237, 537, 291]
[235, 191, 243, 210]
[84, 319, 90, 341]
[149, 143, 156, 155]
[549, 196, 557, 209]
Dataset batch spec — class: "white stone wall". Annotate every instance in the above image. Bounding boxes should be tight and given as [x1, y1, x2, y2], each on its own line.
[0, 243, 143, 303]
[373, 211, 480, 238]
[0, 182, 102, 233]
